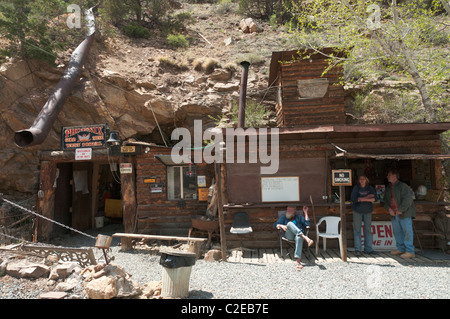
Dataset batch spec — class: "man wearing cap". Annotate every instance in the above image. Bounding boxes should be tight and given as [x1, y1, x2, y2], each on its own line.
[274, 206, 314, 269]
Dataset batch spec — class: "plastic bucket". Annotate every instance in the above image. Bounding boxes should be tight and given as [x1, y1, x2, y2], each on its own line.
[95, 216, 104, 229]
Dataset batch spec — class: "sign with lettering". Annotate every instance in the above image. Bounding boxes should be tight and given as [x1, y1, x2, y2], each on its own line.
[61, 124, 107, 150]
[198, 188, 209, 201]
[261, 176, 300, 202]
[109, 145, 142, 156]
[150, 183, 163, 193]
[75, 148, 92, 160]
[361, 221, 396, 250]
[332, 169, 352, 186]
[119, 163, 133, 174]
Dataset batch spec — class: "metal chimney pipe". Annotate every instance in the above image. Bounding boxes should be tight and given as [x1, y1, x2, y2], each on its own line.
[238, 61, 250, 128]
[14, 7, 97, 148]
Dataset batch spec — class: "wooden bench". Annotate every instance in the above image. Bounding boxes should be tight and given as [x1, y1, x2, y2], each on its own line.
[112, 233, 207, 257]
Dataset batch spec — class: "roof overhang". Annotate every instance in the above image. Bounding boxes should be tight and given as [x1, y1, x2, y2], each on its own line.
[223, 122, 450, 140]
[333, 152, 450, 160]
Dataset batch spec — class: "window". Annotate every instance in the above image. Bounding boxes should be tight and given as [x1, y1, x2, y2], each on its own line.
[167, 165, 197, 200]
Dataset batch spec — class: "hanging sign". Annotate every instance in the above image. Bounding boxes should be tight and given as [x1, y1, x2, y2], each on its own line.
[119, 163, 133, 174]
[332, 169, 352, 186]
[75, 148, 92, 160]
[61, 124, 107, 150]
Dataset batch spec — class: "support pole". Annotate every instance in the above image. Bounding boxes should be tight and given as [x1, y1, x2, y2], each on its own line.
[215, 162, 227, 261]
[339, 185, 347, 262]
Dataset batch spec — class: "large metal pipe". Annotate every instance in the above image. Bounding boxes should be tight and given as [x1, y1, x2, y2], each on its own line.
[238, 61, 250, 128]
[14, 7, 97, 148]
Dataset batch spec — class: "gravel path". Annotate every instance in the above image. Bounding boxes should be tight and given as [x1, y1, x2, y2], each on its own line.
[1, 224, 449, 299]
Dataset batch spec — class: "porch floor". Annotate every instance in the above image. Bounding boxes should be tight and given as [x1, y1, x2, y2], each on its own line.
[225, 248, 450, 264]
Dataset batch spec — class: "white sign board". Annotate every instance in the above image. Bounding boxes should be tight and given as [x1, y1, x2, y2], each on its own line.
[361, 221, 396, 250]
[75, 148, 92, 160]
[119, 163, 133, 174]
[261, 176, 300, 202]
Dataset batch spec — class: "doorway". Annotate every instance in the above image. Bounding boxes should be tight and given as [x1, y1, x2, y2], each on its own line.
[52, 161, 122, 238]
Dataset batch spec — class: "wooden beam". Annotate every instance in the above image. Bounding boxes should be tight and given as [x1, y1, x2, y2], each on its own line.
[121, 157, 137, 235]
[215, 162, 227, 261]
[339, 185, 347, 262]
[37, 161, 57, 241]
[334, 152, 450, 160]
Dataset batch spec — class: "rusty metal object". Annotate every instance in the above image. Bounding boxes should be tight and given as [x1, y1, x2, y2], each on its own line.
[14, 7, 97, 148]
[238, 61, 250, 128]
[21, 245, 97, 268]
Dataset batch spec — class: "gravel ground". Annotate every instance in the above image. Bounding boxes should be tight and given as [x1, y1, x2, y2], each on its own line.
[1, 224, 449, 299]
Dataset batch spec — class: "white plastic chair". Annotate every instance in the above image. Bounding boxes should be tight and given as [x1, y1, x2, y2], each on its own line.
[315, 216, 343, 256]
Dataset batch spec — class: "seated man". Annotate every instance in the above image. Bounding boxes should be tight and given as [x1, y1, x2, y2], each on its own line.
[273, 206, 314, 269]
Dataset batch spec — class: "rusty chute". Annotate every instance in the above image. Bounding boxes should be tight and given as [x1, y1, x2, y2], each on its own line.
[14, 6, 97, 148]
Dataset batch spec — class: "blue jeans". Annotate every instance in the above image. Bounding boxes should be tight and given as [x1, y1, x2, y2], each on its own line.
[391, 215, 415, 254]
[353, 211, 374, 253]
[285, 222, 305, 259]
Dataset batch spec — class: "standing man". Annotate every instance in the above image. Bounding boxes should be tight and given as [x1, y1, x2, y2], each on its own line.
[351, 175, 377, 255]
[383, 169, 416, 258]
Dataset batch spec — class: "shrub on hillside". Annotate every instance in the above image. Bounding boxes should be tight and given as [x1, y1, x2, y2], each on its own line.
[122, 22, 151, 39]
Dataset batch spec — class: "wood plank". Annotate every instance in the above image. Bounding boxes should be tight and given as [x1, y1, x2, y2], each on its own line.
[112, 232, 206, 242]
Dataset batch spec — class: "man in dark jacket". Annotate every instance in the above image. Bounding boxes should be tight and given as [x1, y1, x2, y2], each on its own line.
[383, 169, 416, 258]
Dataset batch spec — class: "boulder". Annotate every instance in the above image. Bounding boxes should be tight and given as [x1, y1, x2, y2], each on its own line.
[84, 275, 117, 299]
[142, 281, 162, 298]
[6, 259, 50, 279]
[213, 82, 239, 92]
[82, 263, 141, 299]
[203, 249, 222, 262]
[239, 18, 263, 33]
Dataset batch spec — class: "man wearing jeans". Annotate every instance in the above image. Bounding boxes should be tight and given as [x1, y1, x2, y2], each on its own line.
[274, 206, 314, 269]
[383, 169, 416, 258]
[351, 175, 377, 255]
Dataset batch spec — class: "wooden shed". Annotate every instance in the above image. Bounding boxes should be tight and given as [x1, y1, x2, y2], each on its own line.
[269, 48, 347, 126]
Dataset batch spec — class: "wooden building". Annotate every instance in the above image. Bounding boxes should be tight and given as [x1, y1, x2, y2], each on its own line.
[221, 123, 450, 249]
[219, 48, 450, 251]
[35, 47, 450, 254]
[37, 145, 215, 241]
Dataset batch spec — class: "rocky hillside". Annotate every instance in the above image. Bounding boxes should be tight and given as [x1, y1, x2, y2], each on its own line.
[0, 2, 285, 193]
[0, 1, 449, 194]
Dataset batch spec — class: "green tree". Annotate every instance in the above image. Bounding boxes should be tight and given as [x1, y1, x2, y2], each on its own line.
[0, 0, 91, 63]
[286, 0, 449, 122]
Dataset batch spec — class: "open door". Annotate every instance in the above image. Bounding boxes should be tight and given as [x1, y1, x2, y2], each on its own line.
[72, 162, 93, 232]
[53, 163, 73, 237]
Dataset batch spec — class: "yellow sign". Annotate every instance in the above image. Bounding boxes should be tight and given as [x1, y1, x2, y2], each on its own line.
[144, 179, 156, 184]
[121, 146, 136, 153]
[198, 188, 209, 201]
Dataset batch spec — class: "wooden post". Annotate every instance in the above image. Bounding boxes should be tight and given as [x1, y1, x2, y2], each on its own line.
[37, 161, 57, 241]
[91, 162, 100, 228]
[215, 162, 227, 261]
[121, 157, 137, 236]
[339, 185, 347, 262]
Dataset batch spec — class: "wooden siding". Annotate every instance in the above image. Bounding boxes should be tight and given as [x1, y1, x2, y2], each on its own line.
[221, 128, 447, 249]
[135, 148, 215, 236]
[271, 49, 347, 127]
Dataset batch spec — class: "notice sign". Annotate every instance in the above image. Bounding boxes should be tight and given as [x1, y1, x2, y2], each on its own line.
[261, 176, 300, 202]
[61, 124, 107, 150]
[75, 148, 92, 160]
[119, 163, 133, 174]
[332, 169, 352, 186]
[361, 221, 396, 250]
